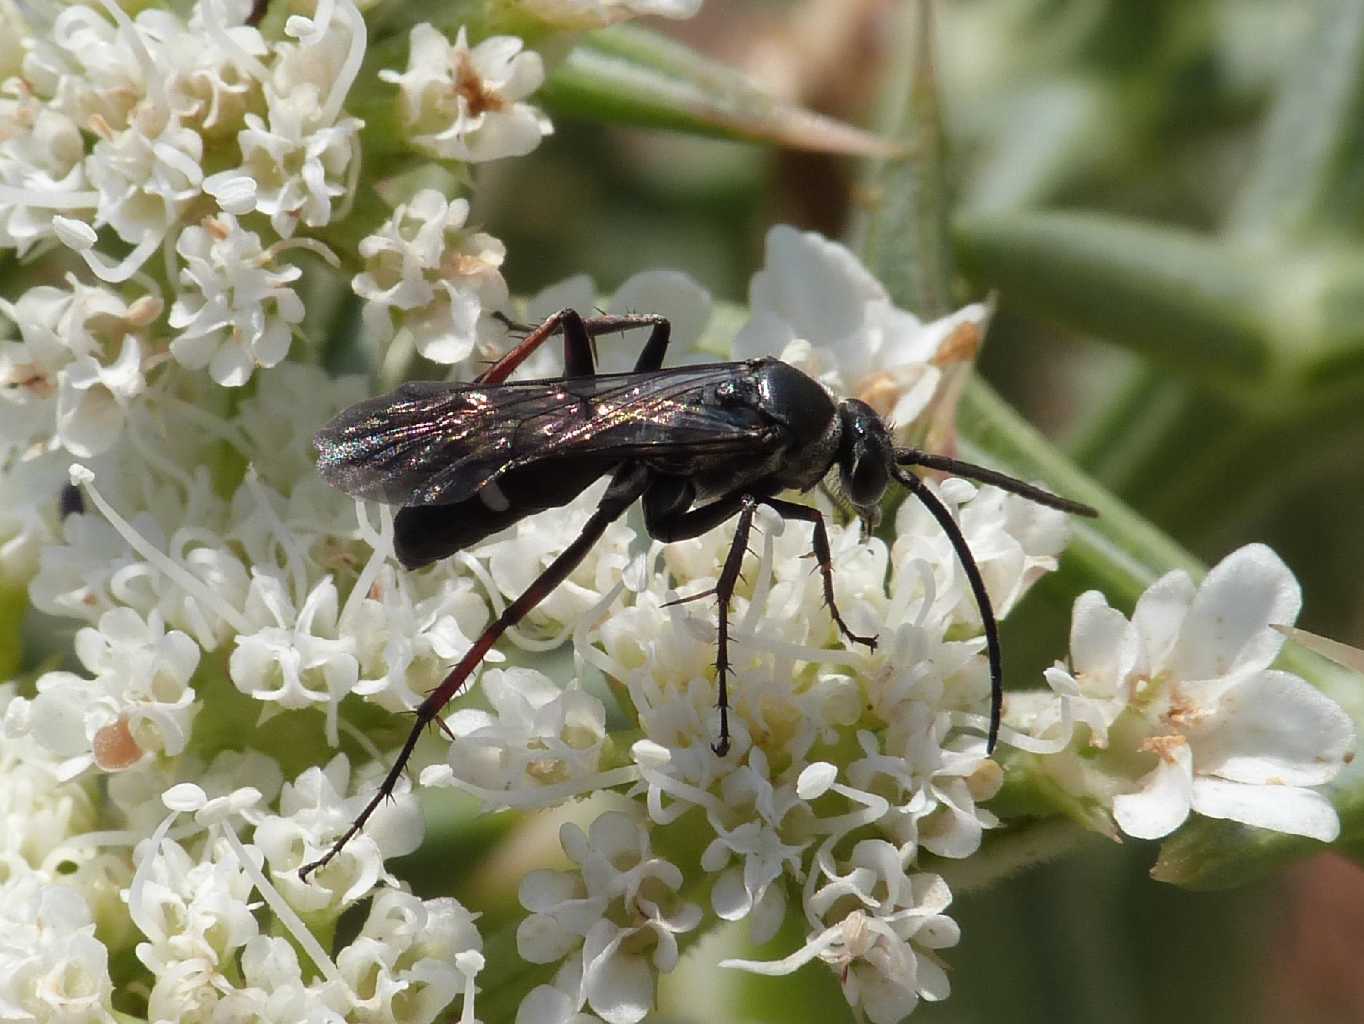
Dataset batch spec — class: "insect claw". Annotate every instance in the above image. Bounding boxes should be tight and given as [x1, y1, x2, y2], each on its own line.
[490, 310, 532, 334]
[663, 587, 716, 608]
[711, 738, 731, 756]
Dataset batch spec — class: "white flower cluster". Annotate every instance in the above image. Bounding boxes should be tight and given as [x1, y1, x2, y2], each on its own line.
[1, 6, 742, 1020]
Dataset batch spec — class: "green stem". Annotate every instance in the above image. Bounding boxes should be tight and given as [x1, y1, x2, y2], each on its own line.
[933, 819, 1103, 893]
[958, 378, 1202, 602]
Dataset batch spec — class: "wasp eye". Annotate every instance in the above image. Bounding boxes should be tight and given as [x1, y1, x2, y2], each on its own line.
[845, 449, 889, 508]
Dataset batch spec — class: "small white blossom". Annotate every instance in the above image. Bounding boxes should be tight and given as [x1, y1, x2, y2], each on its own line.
[353, 189, 509, 365]
[382, 25, 552, 163]
[480, 476, 637, 630]
[723, 844, 958, 1024]
[350, 562, 490, 713]
[85, 110, 203, 246]
[734, 224, 990, 428]
[700, 747, 807, 944]
[0, 684, 100, 873]
[129, 835, 261, 989]
[1043, 544, 1355, 841]
[211, 934, 348, 1024]
[437, 666, 608, 802]
[0, 277, 159, 457]
[12, 608, 200, 779]
[214, 93, 360, 237]
[230, 572, 358, 729]
[517, 812, 701, 1024]
[169, 213, 305, 386]
[0, 875, 117, 1024]
[892, 476, 1068, 631]
[0, 95, 88, 255]
[253, 755, 422, 912]
[336, 889, 484, 1024]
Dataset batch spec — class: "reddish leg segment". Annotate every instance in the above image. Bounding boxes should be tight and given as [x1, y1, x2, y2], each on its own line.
[298, 464, 652, 881]
[481, 309, 672, 384]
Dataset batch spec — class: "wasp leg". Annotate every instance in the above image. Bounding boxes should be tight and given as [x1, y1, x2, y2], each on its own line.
[759, 497, 878, 651]
[477, 309, 671, 384]
[642, 486, 769, 758]
[298, 463, 653, 882]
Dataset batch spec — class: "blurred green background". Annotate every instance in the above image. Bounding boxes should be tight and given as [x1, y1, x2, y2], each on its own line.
[463, 2, 1364, 1021]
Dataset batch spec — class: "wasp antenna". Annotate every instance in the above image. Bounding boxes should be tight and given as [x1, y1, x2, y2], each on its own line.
[892, 465, 1002, 751]
[895, 448, 1098, 518]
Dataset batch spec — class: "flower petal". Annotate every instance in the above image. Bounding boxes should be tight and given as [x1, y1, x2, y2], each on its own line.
[1113, 740, 1194, 840]
[1191, 669, 1355, 786]
[1190, 778, 1340, 841]
[1169, 544, 1300, 680]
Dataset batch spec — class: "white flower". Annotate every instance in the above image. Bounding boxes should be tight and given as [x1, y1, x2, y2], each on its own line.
[0, 97, 88, 256]
[438, 666, 608, 801]
[336, 889, 484, 1024]
[517, 812, 701, 1024]
[13, 608, 200, 779]
[84, 108, 203, 245]
[0, 684, 100, 872]
[479, 476, 637, 630]
[0, 875, 117, 1024]
[213, 92, 359, 238]
[733, 225, 990, 427]
[700, 747, 807, 944]
[849, 712, 1001, 860]
[253, 755, 422, 912]
[230, 572, 358, 725]
[24, 6, 144, 134]
[0, 277, 158, 456]
[1033, 589, 1147, 748]
[723, 854, 958, 1024]
[892, 476, 1068, 631]
[350, 563, 490, 713]
[212, 934, 348, 1024]
[516, 0, 703, 29]
[1052, 544, 1356, 841]
[129, 835, 261, 982]
[353, 190, 509, 365]
[169, 213, 305, 386]
[163, 2, 270, 135]
[381, 25, 552, 163]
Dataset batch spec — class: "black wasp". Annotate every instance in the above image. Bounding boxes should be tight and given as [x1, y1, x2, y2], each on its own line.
[300, 308, 1096, 880]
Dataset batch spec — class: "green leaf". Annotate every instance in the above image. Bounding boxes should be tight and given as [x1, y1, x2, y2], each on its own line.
[846, 0, 953, 318]
[542, 25, 900, 157]
[957, 211, 1274, 385]
[1227, 0, 1364, 244]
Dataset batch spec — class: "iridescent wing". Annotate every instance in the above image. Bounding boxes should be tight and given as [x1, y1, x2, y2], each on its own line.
[313, 364, 776, 507]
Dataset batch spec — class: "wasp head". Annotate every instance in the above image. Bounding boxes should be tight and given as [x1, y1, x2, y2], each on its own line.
[837, 399, 894, 527]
